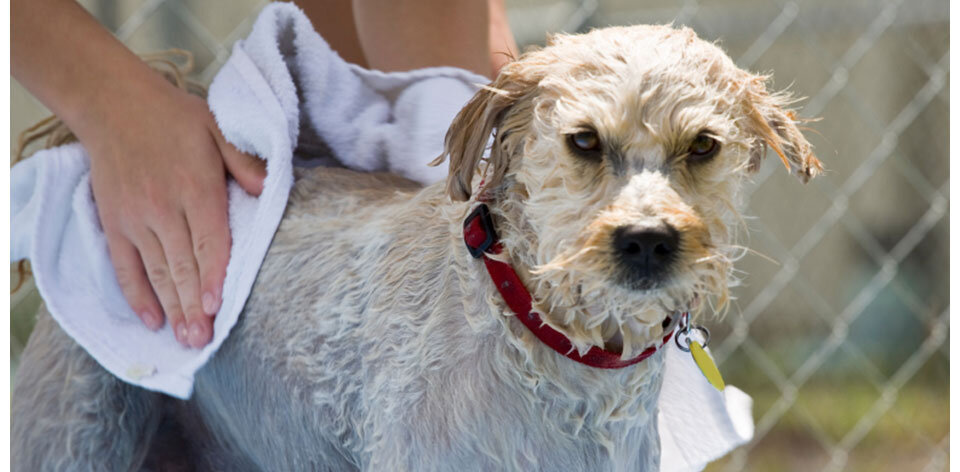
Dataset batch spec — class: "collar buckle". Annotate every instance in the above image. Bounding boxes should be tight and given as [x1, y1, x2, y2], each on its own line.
[463, 204, 498, 258]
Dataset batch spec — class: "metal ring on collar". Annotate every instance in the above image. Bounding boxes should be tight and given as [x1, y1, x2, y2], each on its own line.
[675, 325, 711, 352]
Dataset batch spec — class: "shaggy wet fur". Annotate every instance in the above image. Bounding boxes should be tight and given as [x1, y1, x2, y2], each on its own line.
[12, 25, 819, 471]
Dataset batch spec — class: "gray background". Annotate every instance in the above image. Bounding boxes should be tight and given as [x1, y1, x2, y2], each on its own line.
[10, 1, 949, 470]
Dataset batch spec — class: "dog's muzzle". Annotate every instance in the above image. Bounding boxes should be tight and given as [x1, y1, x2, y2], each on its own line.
[613, 223, 679, 288]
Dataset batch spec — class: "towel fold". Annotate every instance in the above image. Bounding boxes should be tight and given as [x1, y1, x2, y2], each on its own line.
[10, 4, 751, 469]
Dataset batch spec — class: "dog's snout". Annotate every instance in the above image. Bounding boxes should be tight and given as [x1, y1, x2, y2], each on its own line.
[613, 224, 679, 283]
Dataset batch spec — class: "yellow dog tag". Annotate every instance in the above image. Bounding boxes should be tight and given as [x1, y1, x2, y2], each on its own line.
[689, 340, 725, 391]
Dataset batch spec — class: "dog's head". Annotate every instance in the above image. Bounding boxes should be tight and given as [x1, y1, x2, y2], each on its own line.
[438, 25, 821, 357]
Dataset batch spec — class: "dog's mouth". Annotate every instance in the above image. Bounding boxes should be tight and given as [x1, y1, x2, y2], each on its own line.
[591, 293, 699, 355]
[531, 249, 713, 358]
[603, 330, 625, 354]
[598, 311, 681, 355]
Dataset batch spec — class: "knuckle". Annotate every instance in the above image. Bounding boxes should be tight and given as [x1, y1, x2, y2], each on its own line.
[113, 265, 138, 290]
[144, 206, 171, 228]
[101, 216, 126, 235]
[192, 184, 227, 209]
[194, 231, 228, 260]
[142, 185, 169, 214]
[179, 178, 203, 199]
[146, 264, 170, 285]
[169, 258, 196, 283]
[141, 196, 179, 226]
[115, 202, 143, 225]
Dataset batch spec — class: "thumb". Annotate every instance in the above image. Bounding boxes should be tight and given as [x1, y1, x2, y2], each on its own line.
[213, 128, 266, 196]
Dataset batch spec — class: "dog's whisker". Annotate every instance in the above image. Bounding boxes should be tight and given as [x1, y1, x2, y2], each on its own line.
[693, 254, 727, 264]
[717, 243, 779, 266]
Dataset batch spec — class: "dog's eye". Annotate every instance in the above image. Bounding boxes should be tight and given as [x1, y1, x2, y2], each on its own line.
[567, 130, 602, 159]
[567, 131, 600, 152]
[571, 131, 600, 151]
[687, 134, 720, 163]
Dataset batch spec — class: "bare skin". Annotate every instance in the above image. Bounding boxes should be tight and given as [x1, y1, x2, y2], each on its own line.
[12, 0, 517, 348]
[488, 0, 520, 74]
[303, 0, 519, 76]
[353, 0, 491, 77]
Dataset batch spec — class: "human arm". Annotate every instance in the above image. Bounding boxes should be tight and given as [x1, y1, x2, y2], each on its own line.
[12, 0, 265, 348]
[488, 0, 519, 75]
[351, 0, 494, 77]
[300, 0, 518, 78]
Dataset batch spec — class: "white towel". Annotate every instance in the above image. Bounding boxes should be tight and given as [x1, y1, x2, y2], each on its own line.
[659, 345, 754, 471]
[10, 4, 751, 469]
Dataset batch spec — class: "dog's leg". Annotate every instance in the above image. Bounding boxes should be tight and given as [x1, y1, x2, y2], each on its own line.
[12, 306, 163, 472]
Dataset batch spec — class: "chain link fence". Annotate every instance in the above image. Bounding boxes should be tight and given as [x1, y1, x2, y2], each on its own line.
[10, 1, 949, 470]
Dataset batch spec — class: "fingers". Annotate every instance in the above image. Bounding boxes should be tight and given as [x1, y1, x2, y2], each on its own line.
[106, 233, 163, 331]
[137, 231, 189, 346]
[81, 94, 238, 351]
[215, 128, 266, 196]
[152, 215, 214, 349]
[184, 180, 231, 320]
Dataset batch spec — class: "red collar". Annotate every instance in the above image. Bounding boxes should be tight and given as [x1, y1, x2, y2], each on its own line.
[463, 204, 676, 369]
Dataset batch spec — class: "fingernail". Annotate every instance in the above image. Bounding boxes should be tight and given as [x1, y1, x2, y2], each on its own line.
[202, 292, 219, 315]
[188, 321, 209, 348]
[141, 311, 161, 330]
[176, 323, 189, 345]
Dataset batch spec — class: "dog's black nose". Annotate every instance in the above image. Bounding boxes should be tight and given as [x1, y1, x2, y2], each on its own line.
[613, 224, 679, 280]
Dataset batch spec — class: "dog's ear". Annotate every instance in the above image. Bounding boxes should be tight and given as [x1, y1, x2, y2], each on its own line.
[742, 77, 823, 182]
[431, 61, 543, 201]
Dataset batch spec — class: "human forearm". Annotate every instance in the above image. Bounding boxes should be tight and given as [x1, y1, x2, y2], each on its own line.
[488, 0, 519, 75]
[352, 0, 491, 77]
[12, 0, 266, 348]
[11, 0, 174, 142]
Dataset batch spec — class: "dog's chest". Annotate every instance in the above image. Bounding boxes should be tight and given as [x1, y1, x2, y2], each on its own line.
[356, 345, 665, 471]
[201, 243, 665, 470]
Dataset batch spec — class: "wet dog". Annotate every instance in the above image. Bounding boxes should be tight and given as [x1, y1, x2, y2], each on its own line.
[12, 25, 820, 471]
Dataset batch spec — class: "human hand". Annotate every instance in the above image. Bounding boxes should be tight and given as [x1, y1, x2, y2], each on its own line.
[12, 0, 265, 348]
[84, 79, 265, 348]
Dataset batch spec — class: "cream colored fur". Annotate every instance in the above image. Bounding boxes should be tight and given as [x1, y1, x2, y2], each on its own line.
[12, 25, 818, 471]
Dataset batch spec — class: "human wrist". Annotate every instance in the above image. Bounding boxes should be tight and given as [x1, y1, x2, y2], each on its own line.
[65, 61, 181, 154]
